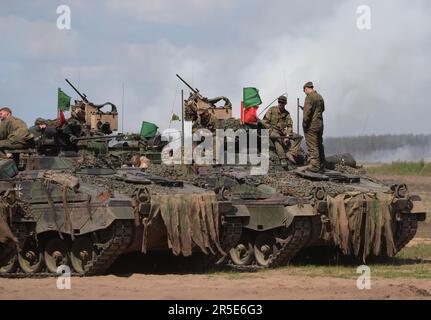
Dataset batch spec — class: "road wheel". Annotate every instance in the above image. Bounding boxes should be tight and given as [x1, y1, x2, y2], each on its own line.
[44, 237, 70, 273]
[229, 235, 254, 266]
[70, 236, 95, 274]
[18, 240, 43, 273]
[254, 233, 278, 267]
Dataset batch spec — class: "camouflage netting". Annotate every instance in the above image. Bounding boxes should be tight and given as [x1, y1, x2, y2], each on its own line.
[78, 174, 225, 257]
[144, 191, 225, 257]
[0, 193, 20, 266]
[261, 169, 358, 197]
[327, 192, 396, 262]
[146, 164, 361, 198]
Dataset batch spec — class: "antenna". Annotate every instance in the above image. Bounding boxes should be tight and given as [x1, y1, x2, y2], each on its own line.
[122, 82, 125, 133]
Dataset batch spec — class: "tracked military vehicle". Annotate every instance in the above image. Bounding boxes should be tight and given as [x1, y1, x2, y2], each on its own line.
[0, 81, 244, 277]
[145, 157, 426, 268]
[139, 78, 428, 267]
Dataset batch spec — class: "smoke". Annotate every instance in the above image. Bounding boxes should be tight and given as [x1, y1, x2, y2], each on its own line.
[354, 145, 431, 163]
[324, 134, 431, 163]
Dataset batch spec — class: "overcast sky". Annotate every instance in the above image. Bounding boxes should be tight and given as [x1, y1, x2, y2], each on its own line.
[0, 0, 430, 137]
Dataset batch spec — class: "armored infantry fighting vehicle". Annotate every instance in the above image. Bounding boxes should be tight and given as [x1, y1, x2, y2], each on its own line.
[140, 79, 428, 267]
[0, 82, 244, 277]
[145, 157, 427, 268]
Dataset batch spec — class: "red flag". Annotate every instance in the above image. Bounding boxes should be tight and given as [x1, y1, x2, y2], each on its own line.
[58, 110, 66, 126]
[244, 107, 258, 124]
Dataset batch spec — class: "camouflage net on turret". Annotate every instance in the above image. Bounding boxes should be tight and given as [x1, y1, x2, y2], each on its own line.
[143, 191, 225, 257]
[327, 192, 396, 262]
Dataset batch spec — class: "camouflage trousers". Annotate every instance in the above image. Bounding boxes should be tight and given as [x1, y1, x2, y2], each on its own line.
[272, 136, 302, 161]
[0, 140, 31, 159]
[304, 129, 325, 171]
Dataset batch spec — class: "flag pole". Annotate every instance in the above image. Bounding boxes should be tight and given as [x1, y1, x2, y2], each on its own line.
[181, 89, 185, 163]
[122, 82, 125, 133]
[297, 98, 300, 134]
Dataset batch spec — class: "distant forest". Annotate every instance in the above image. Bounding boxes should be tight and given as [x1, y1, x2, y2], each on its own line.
[323, 134, 431, 163]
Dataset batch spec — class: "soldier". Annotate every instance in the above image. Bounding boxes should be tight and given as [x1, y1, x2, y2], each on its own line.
[302, 82, 326, 173]
[194, 108, 219, 134]
[62, 105, 87, 139]
[0, 107, 34, 156]
[263, 96, 301, 165]
[184, 100, 198, 123]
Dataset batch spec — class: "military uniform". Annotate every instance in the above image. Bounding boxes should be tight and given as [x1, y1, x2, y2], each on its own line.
[263, 104, 301, 162]
[184, 103, 198, 122]
[193, 111, 219, 134]
[0, 116, 34, 150]
[303, 84, 325, 172]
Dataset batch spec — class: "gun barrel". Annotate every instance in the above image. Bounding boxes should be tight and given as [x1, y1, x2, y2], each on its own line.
[176, 74, 199, 94]
[65, 78, 88, 102]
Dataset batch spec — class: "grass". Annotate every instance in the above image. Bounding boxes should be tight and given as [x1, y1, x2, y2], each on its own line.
[366, 160, 431, 176]
[213, 244, 431, 280]
[287, 244, 431, 279]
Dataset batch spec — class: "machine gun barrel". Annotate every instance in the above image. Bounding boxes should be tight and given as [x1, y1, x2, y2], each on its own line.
[65, 78, 88, 102]
[176, 74, 199, 94]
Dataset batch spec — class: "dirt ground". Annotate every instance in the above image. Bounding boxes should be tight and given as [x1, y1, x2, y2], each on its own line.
[1, 270, 431, 300]
[1, 173, 430, 301]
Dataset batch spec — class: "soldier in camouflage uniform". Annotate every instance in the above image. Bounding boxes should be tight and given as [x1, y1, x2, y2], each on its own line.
[0, 107, 34, 156]
[263, 96, 301, 165]
[194, 108, 219, 134]
[302, 82, 325, 172]
[184, 100, 198, 123]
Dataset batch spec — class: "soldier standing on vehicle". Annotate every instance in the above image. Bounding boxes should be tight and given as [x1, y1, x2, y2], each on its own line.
[302, 82, 326, 173]
[263, 96, 301, 166]
[0, 107, 34, 156]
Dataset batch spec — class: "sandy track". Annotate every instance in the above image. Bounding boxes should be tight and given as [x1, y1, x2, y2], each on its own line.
[1, 271, 431, 300]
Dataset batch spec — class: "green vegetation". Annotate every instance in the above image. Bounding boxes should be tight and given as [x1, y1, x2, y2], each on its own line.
[213, 245, 431, 280]
[366, 160, 431, 176]
[284, 244, 431, 279]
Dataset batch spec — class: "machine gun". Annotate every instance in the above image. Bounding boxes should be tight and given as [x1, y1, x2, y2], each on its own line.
[65, 78, 89, 103]
[65, 79, 119, 134]
[176, 74, 200, 95]
[176, 74, 232, 120]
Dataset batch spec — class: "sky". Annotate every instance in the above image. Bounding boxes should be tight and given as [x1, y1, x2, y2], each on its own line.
[0, 0, 430, 137]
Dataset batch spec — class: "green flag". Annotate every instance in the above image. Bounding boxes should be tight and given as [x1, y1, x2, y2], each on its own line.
[58, 88, 71, 111]
[140, 121, 158, 139]
[171, 113, 181, 121]
[243, 87, 262, 108]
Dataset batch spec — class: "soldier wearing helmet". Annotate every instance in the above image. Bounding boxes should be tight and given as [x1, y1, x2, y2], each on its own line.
[263, 95, 301, 166]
